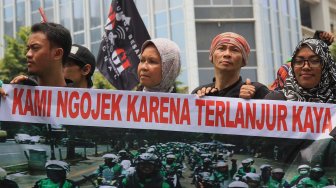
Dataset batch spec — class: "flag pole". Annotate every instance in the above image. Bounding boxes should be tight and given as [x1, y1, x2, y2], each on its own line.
[38, 7, 48, 23]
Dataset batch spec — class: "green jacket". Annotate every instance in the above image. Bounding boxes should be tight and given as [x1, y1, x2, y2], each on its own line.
[267, 177, 290, 188]
[130, 150, 140, 158]
[33, 178, 77, 188]
[297, 177, 330, 188]
[95, 163, 122, 176]
[237, 167, 256, 176]
[95, 163, 123, 181]
[211, 166, 237, 183]
[122, 173, 171, 188]
[161, 162, 182, 177]
[289, 175, 308, 186]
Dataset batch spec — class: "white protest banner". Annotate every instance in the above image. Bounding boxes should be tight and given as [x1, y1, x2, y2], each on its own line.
[0, 84, 335, 140]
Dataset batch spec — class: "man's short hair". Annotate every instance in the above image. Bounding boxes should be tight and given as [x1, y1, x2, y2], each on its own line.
[31, 22, 72, 64]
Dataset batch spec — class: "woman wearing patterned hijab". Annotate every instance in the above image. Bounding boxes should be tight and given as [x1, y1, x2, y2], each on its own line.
[265, 38, 336, 103]
[266, 38, 336, 184]
[137, 38, 181, 93]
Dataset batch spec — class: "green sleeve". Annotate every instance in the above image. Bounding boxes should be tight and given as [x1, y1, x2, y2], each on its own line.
[289, 175, 299, 186]
[162, 181, 172, 188]
[230, 163, 237, 178]
[210, 172, 216, 181]
[33, 180, 42, 188]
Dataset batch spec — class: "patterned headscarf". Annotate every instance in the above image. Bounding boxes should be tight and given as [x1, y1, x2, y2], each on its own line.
[140, 38, 181, 92]
[209, 32, 250, 66]
[283, 38, 336, 103]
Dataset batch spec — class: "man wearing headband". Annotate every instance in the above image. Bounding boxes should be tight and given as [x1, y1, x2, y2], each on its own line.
[192, 32, 269, 99]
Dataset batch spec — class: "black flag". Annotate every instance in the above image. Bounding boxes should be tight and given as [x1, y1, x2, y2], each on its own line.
[97, 0, 150, 90]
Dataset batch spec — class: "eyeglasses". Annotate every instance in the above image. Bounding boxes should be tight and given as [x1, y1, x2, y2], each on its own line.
[293, 57, 321, 68]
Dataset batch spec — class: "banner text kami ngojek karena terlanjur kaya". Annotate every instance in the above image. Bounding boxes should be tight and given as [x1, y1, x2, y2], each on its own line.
[0, 84, 334, 140]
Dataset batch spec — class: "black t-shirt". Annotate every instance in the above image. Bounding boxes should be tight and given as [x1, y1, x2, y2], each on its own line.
[191, 77, 269, 99]
[0, 179, 19, 188]
[264, 91, 287, 101]
[18, 76, 74, 87]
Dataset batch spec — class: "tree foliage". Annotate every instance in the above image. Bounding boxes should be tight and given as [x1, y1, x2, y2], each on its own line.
[330, 42, 336, 61]
[92, 71, 115, 89]
[0, 27, 30, 83]
[175, 80, 188, 93]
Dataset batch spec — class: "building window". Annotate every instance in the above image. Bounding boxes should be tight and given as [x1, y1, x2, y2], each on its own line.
[195, 7, 253, 19]
[154, 0, 167, 11]
[44, 0, 54, 22]
[74, 32, 85, 45]
[4, 4, 14, 37]
[44, 0, 53, 7]
[16, 0, 26, 29]
[90, 27, 102, 42]
[135, 0, 149, 29]
[170, 8, 183, 23]
[155, 26, 168, 38]
[300, 1, 311, 28]
[154, 5, 168, 38]
[195, 0, 212, 6]
[31, 0, 41, 24]
[196, 22, 256, 53]
[103, 0, 111, 17]
[89, 0, 101, 28]
[59, 1, 71, 29]
[44, 1, 54, 22]
[169, 0, 182, 7]
[90, 27, 103, 58]
[171, 22, 185, 50]
[91, 42, 101, 58]
[135, 0, 148, 14]
[198, 69, 214, 85]
[72, 0, 84, 32]
[155, 11, 168, 26]
[233, 0, 252, 5]
[31, 0, 40, 12]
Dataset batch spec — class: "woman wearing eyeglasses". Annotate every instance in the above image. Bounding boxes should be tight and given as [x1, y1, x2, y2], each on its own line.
[264, 38, 336, 102]
[263, 38, 336, 188]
